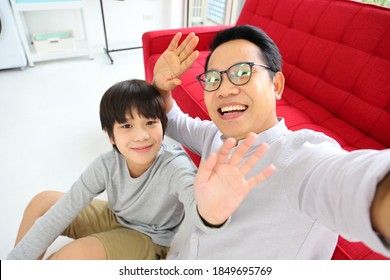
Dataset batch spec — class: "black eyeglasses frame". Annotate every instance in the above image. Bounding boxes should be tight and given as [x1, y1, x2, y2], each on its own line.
[196, 62, 273, 92]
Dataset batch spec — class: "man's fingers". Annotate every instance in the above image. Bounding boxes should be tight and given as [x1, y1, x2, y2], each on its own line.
[238, 142, 269, 176]
[174, 32, 191, 53]
[181, 50, 199, 72]
[168, 32, 182, 51]
[228, 132, 257, 166]
[162, 79, 182, 91]
[247, 164, 276, 189]
[177, 33, 199, 61]
[216, 138, 237, 164]
[196, 153, 217, 185]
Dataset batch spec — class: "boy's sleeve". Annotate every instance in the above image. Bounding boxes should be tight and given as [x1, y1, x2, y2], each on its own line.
[6, 157, 106, 260]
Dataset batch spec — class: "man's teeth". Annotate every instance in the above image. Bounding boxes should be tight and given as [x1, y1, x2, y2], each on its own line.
[220, 105, 247, 114]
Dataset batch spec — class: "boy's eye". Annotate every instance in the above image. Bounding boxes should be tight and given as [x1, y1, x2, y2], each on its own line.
[121, 124, 132, 129]
[146, 120, 157, 126]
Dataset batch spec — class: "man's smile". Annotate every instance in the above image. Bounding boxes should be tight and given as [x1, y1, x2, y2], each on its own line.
[219, 104, 248, 115]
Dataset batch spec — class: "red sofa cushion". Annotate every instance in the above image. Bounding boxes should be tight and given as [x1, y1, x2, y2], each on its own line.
[237, 0, 390, 150]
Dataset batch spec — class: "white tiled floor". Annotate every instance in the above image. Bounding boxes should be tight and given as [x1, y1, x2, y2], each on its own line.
[0, 49, 180, 259]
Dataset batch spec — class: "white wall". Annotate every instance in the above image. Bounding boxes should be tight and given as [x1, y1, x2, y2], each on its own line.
[21, 0, 185, 50]
[84, 0, 185, 48]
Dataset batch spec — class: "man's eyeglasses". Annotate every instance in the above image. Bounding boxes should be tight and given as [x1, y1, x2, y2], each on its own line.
[196, 62, 273, 92]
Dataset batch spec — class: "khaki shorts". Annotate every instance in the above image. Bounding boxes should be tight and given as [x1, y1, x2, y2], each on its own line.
[62, 199, 169, 260]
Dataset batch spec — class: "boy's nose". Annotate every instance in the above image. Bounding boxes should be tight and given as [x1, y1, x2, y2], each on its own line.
[133, 128, 150, 141]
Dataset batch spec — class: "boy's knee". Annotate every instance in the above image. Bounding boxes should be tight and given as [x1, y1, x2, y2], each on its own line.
[47, 237, 107, 260]
[25, 190, 63, 215]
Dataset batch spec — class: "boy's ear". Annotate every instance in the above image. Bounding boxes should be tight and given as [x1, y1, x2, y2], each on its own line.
[104, 129, 115, 144]
[109, 134, 115, 145]
[273, 71, 285, 100]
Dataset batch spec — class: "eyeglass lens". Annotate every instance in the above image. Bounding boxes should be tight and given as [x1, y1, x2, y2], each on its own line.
[199, 63, 252, 91]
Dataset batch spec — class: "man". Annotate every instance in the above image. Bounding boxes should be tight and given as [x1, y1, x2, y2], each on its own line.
[152, 25, 390, 259]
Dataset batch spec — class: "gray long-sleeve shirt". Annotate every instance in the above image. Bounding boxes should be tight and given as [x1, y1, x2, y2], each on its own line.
[166, 101, 390, 259]
[7, 144, 198, 260]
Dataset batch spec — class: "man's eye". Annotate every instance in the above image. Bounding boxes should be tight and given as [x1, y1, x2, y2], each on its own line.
[121, 124, 131, 128]
[236, 70, 250, 77]
[205, 76, 220, 83]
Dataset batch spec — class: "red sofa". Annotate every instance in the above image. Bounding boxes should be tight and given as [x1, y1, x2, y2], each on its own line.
[142, 0, 390, 260]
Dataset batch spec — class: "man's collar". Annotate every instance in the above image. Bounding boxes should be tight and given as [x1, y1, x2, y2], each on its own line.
[219, 118, 288, 144]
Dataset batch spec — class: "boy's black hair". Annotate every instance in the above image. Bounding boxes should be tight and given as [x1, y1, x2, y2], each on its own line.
[100, 79, 168, 141]
[205, 25, 282, 76]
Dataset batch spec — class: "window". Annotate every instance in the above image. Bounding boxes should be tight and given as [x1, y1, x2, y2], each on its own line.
[360, 0, 390, 7]
[185, 0, 245, 27]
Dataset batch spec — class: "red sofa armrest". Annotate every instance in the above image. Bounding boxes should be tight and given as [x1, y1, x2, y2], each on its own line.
[142, 25, 230, 82]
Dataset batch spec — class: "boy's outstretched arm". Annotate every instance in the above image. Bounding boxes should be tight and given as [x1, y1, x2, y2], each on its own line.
[194, 133, 276, 226]
[152, 32, 199, 112]
[371, 172, 390, 238]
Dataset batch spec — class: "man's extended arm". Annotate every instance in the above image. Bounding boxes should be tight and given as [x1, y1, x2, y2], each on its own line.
[371, 171, 390, 238]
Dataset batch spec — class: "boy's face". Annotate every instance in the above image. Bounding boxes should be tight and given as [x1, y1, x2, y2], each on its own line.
[204, 39, 282, 140]
[111, 108, 163, 177]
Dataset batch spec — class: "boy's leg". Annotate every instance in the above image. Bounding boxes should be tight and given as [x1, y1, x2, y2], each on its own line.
[20, 197, 167, 260]
[42, 199, 111, 259]
[62, 199, 169, 259]
[47, 229, 169, 260]
[46, 229, 168, 260]
[46, 236, 107, 260]
[14, 190, 64, 259]
[94, 227, 169, 260]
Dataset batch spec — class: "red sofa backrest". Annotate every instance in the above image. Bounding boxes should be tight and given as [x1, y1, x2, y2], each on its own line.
[237, 0, 390, 151]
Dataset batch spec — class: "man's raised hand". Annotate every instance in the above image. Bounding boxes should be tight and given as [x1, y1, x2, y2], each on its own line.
[194, 132, 276, 226]
[153, 32, 199, 93]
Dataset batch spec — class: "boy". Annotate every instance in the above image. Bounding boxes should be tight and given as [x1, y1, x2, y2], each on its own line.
[7, 79, 197, 259]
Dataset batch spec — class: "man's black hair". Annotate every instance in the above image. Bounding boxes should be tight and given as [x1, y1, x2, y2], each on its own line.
[205, 25, 282, 74]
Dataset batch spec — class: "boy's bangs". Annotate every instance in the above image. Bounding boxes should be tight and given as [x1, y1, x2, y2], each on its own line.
[126, 98, 162, 121]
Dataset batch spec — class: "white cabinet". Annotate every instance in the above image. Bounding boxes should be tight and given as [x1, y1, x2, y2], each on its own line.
[10, 0, 93, 67]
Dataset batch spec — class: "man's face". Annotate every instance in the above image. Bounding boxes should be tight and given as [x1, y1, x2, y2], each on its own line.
[204, 39, 282, 140]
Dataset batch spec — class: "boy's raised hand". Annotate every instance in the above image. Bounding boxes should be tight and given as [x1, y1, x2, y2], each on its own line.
[153, 32, 199, 93]
[194, 133, 276, 226]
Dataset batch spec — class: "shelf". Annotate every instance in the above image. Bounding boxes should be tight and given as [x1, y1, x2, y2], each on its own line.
[10, 0, 93, 67]
[28, 40, 91, 62]
[13, 1, 83, 11]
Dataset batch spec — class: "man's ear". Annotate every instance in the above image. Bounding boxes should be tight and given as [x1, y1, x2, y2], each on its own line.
[273, 71, 285, 100]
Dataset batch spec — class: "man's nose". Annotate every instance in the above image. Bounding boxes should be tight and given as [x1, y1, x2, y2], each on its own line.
[216, 73, 240, 97]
